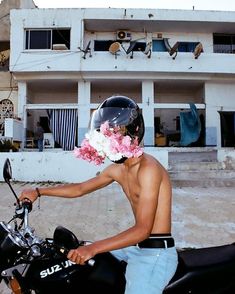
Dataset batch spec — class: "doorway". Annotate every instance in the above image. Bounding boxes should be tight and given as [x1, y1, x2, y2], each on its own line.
[220, 112, 235, 147]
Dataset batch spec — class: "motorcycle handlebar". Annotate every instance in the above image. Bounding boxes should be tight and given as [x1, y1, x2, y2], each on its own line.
[21, 198, 33, 212]
[59, 247, 95, 267]
[87, 259, 95, 266]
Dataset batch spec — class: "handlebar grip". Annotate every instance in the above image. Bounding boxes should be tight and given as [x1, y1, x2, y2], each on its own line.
[22, 198, 33, 212]
[59, 248, 95, 266]
[87, 259, 95, 267]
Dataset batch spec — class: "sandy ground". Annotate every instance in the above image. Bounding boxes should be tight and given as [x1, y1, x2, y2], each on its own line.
[0, 181, 235, 293]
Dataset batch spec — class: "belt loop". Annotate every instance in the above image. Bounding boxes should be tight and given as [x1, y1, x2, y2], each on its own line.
[164, 240, 167, 248]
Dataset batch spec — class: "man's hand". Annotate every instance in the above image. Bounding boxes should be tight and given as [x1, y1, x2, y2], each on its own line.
[19, 188, 39, 203]
[67, 244, 96, 265]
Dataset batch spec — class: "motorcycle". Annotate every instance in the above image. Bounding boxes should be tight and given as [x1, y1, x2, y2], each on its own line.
[1, 158, 235, 294]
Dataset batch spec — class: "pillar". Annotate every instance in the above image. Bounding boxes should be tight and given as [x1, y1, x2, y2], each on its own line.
[142, 81, 154, 146]
[77, 81, 91, 145]
[18, 81, 27, 148]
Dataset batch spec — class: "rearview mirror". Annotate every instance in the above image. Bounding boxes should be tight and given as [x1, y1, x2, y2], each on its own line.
[3, 158, 12, 183]
[53, 226, 80, 252]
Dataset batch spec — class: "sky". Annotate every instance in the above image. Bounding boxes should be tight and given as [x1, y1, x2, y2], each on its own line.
[33, 0, 235, 11]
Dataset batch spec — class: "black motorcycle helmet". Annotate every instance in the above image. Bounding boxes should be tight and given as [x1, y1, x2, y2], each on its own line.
[91, 95, 145, 143]
[90, 95, 145, 163]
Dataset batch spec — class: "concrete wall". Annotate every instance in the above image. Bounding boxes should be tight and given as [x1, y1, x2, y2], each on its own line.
[0, 148, 168, 183]
[0, 72, 18, 117]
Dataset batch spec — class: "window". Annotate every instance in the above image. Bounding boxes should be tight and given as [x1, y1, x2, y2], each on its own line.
[94, 40, 114, 51]
[0, 41, 10, 70]
[0, 99, 14, 132]
[131, 42, 146, 52]
[153, 40, 199, 53]
[213, 34, 235, 54]
[94, 40, 146, 52]
[25, 29, 70, 50]
[152, 40, 167, 52]
[0, 41, 10, 52]
[177, 42, 199, 52]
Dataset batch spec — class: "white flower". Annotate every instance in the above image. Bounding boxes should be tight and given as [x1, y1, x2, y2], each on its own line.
[106, 152, 123, 161]
[86, 130, 108, 157]
[86, 130, 123, 161]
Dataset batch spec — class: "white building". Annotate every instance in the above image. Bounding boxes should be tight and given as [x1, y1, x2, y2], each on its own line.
[9, 7, 235, 152]
[0, 0, 35, 142]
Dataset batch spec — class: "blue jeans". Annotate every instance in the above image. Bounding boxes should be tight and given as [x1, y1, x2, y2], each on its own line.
[111, 246, 178, 294]
[38, 139, 43, 152]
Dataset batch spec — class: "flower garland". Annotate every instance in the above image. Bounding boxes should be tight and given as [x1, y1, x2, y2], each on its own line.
[74, 121, 143, 165]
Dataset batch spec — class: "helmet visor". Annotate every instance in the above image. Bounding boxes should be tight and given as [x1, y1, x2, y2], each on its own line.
[90, 107, 138, 130]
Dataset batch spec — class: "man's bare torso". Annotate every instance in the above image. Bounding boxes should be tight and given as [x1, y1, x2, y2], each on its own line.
[110, 153, 172, 235]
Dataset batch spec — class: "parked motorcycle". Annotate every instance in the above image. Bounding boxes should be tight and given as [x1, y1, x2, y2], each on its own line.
[1, 158, 235, 294]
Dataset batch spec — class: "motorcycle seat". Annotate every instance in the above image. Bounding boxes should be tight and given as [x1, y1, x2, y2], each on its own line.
[178, 243, 235, 269]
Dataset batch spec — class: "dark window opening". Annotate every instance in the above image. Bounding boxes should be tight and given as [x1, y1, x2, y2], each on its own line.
[152, 40, 199, 53]
[213, 34, 235, 54]
[26, 30, 51, 49]
[220, 112, 235, 147]
[152, 40, 167, 52]
[25, 29, 70, 50]
[132, 42, 146, 51]
[0, 41, 10, 51]
[94, 40, 146, 52]
[94, 40, 114, 51]
[177, 42, 199, 52]
[0, 42, 10, 70]
[52, 29, 70, 49]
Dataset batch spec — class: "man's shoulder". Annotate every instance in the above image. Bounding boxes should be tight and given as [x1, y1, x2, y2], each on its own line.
[142, 152, 160, 166]
[141, 153, 165, 173]
[101, 163, 122, 178]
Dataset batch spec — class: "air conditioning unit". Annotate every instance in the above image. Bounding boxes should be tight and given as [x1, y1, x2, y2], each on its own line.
[116, 30, 132, 41]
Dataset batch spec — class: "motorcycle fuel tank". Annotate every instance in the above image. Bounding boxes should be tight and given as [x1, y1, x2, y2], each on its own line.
[25, 252, 126, 294]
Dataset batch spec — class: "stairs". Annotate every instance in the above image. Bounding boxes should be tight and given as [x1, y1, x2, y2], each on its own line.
[168, 151, 235, 187]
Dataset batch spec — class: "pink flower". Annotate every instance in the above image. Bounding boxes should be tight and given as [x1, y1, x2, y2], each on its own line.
[74, 121, 143, 165]
[74, 140, 105, 165]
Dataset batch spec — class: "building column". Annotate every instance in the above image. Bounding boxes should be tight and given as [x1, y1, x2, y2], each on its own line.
[204, 83, 219, 147]
[142, 81, 154, 146]
[18, 81, 27, 148]
[77, 81, 91, 145]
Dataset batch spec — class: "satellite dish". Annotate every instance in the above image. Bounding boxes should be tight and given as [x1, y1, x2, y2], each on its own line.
[126, 41, 137, 55]
[163, 38, 179, 59]
[78, 40, 92, 59]
[193, 42, 203, 59]
[0, 49, 10, 66]
[143, 42, 152, 58]
[109, 42, 121, 54]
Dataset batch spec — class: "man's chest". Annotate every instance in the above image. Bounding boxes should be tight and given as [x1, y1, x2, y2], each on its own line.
[119, 176, 141, 207]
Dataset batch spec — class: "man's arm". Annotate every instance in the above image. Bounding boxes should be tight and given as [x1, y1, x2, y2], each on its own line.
[68, 164, 162, 264]
[19, 165, 115, 203]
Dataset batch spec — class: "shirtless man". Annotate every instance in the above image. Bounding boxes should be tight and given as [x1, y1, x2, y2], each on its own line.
[19, 96, 178, 294]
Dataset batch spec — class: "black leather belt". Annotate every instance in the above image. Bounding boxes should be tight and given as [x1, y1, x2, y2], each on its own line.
[137, 237, 175, 249]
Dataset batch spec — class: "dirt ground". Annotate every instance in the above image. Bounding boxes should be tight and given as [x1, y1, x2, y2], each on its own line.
[0, 181, 234, 293]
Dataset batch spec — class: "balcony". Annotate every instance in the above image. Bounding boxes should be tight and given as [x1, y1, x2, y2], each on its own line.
[10, 49, 235, 78]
